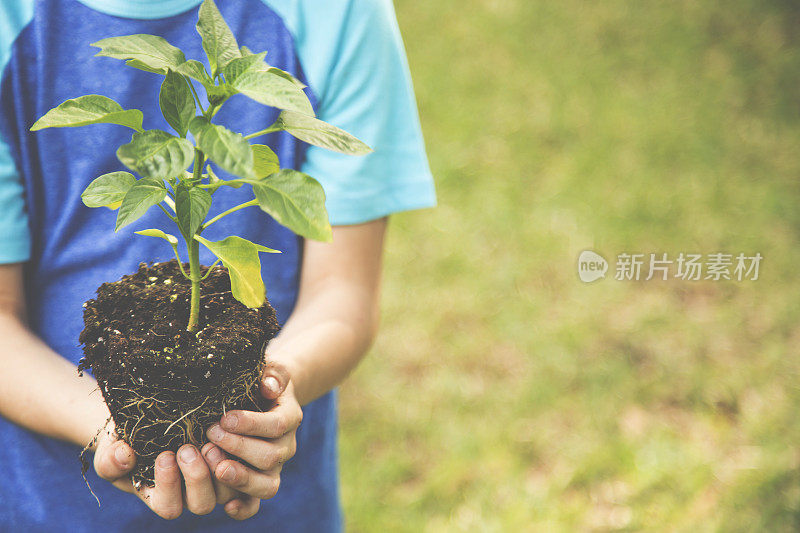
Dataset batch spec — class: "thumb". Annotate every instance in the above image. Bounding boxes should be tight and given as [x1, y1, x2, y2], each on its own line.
[95, 440, 136, 481]
[260, 361, 291, 400]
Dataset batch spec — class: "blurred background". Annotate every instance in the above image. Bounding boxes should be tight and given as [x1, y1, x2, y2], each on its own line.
[338, 0, 800, 531]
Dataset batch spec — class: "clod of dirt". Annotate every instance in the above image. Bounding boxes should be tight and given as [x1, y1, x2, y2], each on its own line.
[79, 259, 280, 485]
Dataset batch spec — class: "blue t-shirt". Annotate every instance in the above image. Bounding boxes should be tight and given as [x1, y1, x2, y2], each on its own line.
[0, 0, 435, 531]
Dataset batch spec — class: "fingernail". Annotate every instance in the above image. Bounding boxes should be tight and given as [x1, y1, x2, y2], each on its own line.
[157, 453, 175, 469]
[178, 446, 197, 464]
[204, 445, 224, 463]
[265, 376, 280, 394]
[220, 465, 235, 482]
[114, 443, 130, 467]
[207, 424, 225, 442]
[221, 413, 239, 431]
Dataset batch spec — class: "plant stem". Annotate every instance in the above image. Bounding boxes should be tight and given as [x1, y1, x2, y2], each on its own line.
[156, 202, 177, 222]
[163, 196, 177, 213]
[184, 76, 205, 114]
[187, 237, 201, 332]
[201, 199, 258, 230]
[192, 149, 205, 182]
[173, 252, 190, 279]
[243, 124, 281, 140]
[204, 103, 219, 120]
[200, 258, 222, 280]
[186, 147, 206, 332]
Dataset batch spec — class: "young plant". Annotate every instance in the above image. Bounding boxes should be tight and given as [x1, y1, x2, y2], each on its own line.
[31, 0, 370, 332]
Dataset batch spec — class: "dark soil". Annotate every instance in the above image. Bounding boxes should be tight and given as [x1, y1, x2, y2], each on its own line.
[78, 259, 280, 486]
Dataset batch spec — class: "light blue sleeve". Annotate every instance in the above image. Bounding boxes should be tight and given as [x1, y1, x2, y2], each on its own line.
[0, 0, 34, 263]
[264, 0, 436, 225]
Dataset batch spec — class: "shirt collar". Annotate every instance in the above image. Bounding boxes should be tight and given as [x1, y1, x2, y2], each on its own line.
[76, 0, 203, 20]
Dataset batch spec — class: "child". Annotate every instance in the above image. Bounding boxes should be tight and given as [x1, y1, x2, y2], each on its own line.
[0, 0, 435, 530]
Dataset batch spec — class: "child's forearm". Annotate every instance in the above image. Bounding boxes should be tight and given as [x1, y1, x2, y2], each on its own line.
[266, 220, 386, 406]
[0, 299, 110, 449]
[267, 280, 380, 406]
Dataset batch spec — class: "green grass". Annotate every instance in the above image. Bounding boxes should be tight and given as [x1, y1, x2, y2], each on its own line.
[338, 1, 800, 530]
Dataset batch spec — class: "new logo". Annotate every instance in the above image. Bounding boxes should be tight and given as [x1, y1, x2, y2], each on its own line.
[578, 250, 608, 283]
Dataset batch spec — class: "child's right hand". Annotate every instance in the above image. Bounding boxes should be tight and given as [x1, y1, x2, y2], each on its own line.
[93, 426, 252, 519]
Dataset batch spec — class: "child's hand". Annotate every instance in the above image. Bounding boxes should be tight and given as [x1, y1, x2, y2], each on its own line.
[93, 425, 227, 519]
[91, 361, 300, 521]
[201, 362, 303, 519]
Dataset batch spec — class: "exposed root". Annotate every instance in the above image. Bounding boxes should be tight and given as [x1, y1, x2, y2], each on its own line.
[80, 415, 114, 507]
[103, 361, 268, 485]
[164, 398, 208, 436]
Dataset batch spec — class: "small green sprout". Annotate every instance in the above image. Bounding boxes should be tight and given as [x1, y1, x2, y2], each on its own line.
[30, 0, 370, 332]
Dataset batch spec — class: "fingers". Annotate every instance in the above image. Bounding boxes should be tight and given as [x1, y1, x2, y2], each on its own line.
[224, 495, 261, 520]
[214, 458, 281, 500]
[145, 451, 183, 520]
[207, 424, 296, 471]
[177, 445, 216, 515]
[259, 361, 291, 400]
[204, 440, 262, 519]
[201, 442, 243, 504]
[95, 440, 136, 482]
[97, 441, 233, 519]
[219, 402, 302, 440]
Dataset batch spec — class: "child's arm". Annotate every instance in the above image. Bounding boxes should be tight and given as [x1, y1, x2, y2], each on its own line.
[199, 217, 387, 517]
[0, 264, 226, 519]
[0, 264, 110, 446]
[270, 217, 387, 405]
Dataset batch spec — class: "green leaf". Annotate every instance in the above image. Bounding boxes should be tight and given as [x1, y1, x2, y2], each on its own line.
[116, 178, 167, 231]
[175, 60, 214, 87]
[266, 66, 306, 89]
[135, 228, 182, 264]
[275, 110, 372, 155]
[206, 83, 237, 106]
[117, 129, 195, 179]
[214, 50, 311, 112]
[159, 70, 196, 137]
[174, 60, 234, 109]
[252, 169, 332, 242]
[222, 52, 306, 89]
[196, 0, 240, 76]
[252, 144, 279, 178]
[135, 228, 178, 245]
[175, 183, 212, 240]
[30, 95, 143, 132]
[199, 144, 279, 192]
[91, 34, 186, 74]
[81, 171, 137, 209]
[189, 117, 253, 178]
[194, 235, 279, 308]
[230, 70, 314, 115]
[222, 52, 268, 83]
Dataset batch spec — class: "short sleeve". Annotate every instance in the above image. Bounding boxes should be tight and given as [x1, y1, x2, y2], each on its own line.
[0, 0, 34, 263]
[0, 133, 30, 263]
[265, 0, 436, 225]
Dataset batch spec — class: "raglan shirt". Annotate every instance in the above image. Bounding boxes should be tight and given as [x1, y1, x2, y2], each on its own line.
[0, 0, 435, 531]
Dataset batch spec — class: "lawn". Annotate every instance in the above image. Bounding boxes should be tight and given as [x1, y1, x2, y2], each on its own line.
[338, 1, 800, 531]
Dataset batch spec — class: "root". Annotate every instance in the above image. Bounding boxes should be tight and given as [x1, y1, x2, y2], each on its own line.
[102, 364, 268, 486]
[79, 415, 114, 507]
[164, 398, 208, 436]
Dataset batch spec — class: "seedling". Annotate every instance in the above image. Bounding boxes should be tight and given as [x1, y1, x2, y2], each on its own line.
[31, 0, 370, 333]
[30, 0, 373, 489]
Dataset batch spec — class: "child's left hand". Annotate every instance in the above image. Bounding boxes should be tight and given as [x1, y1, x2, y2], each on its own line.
[201, 361, 303, 520]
